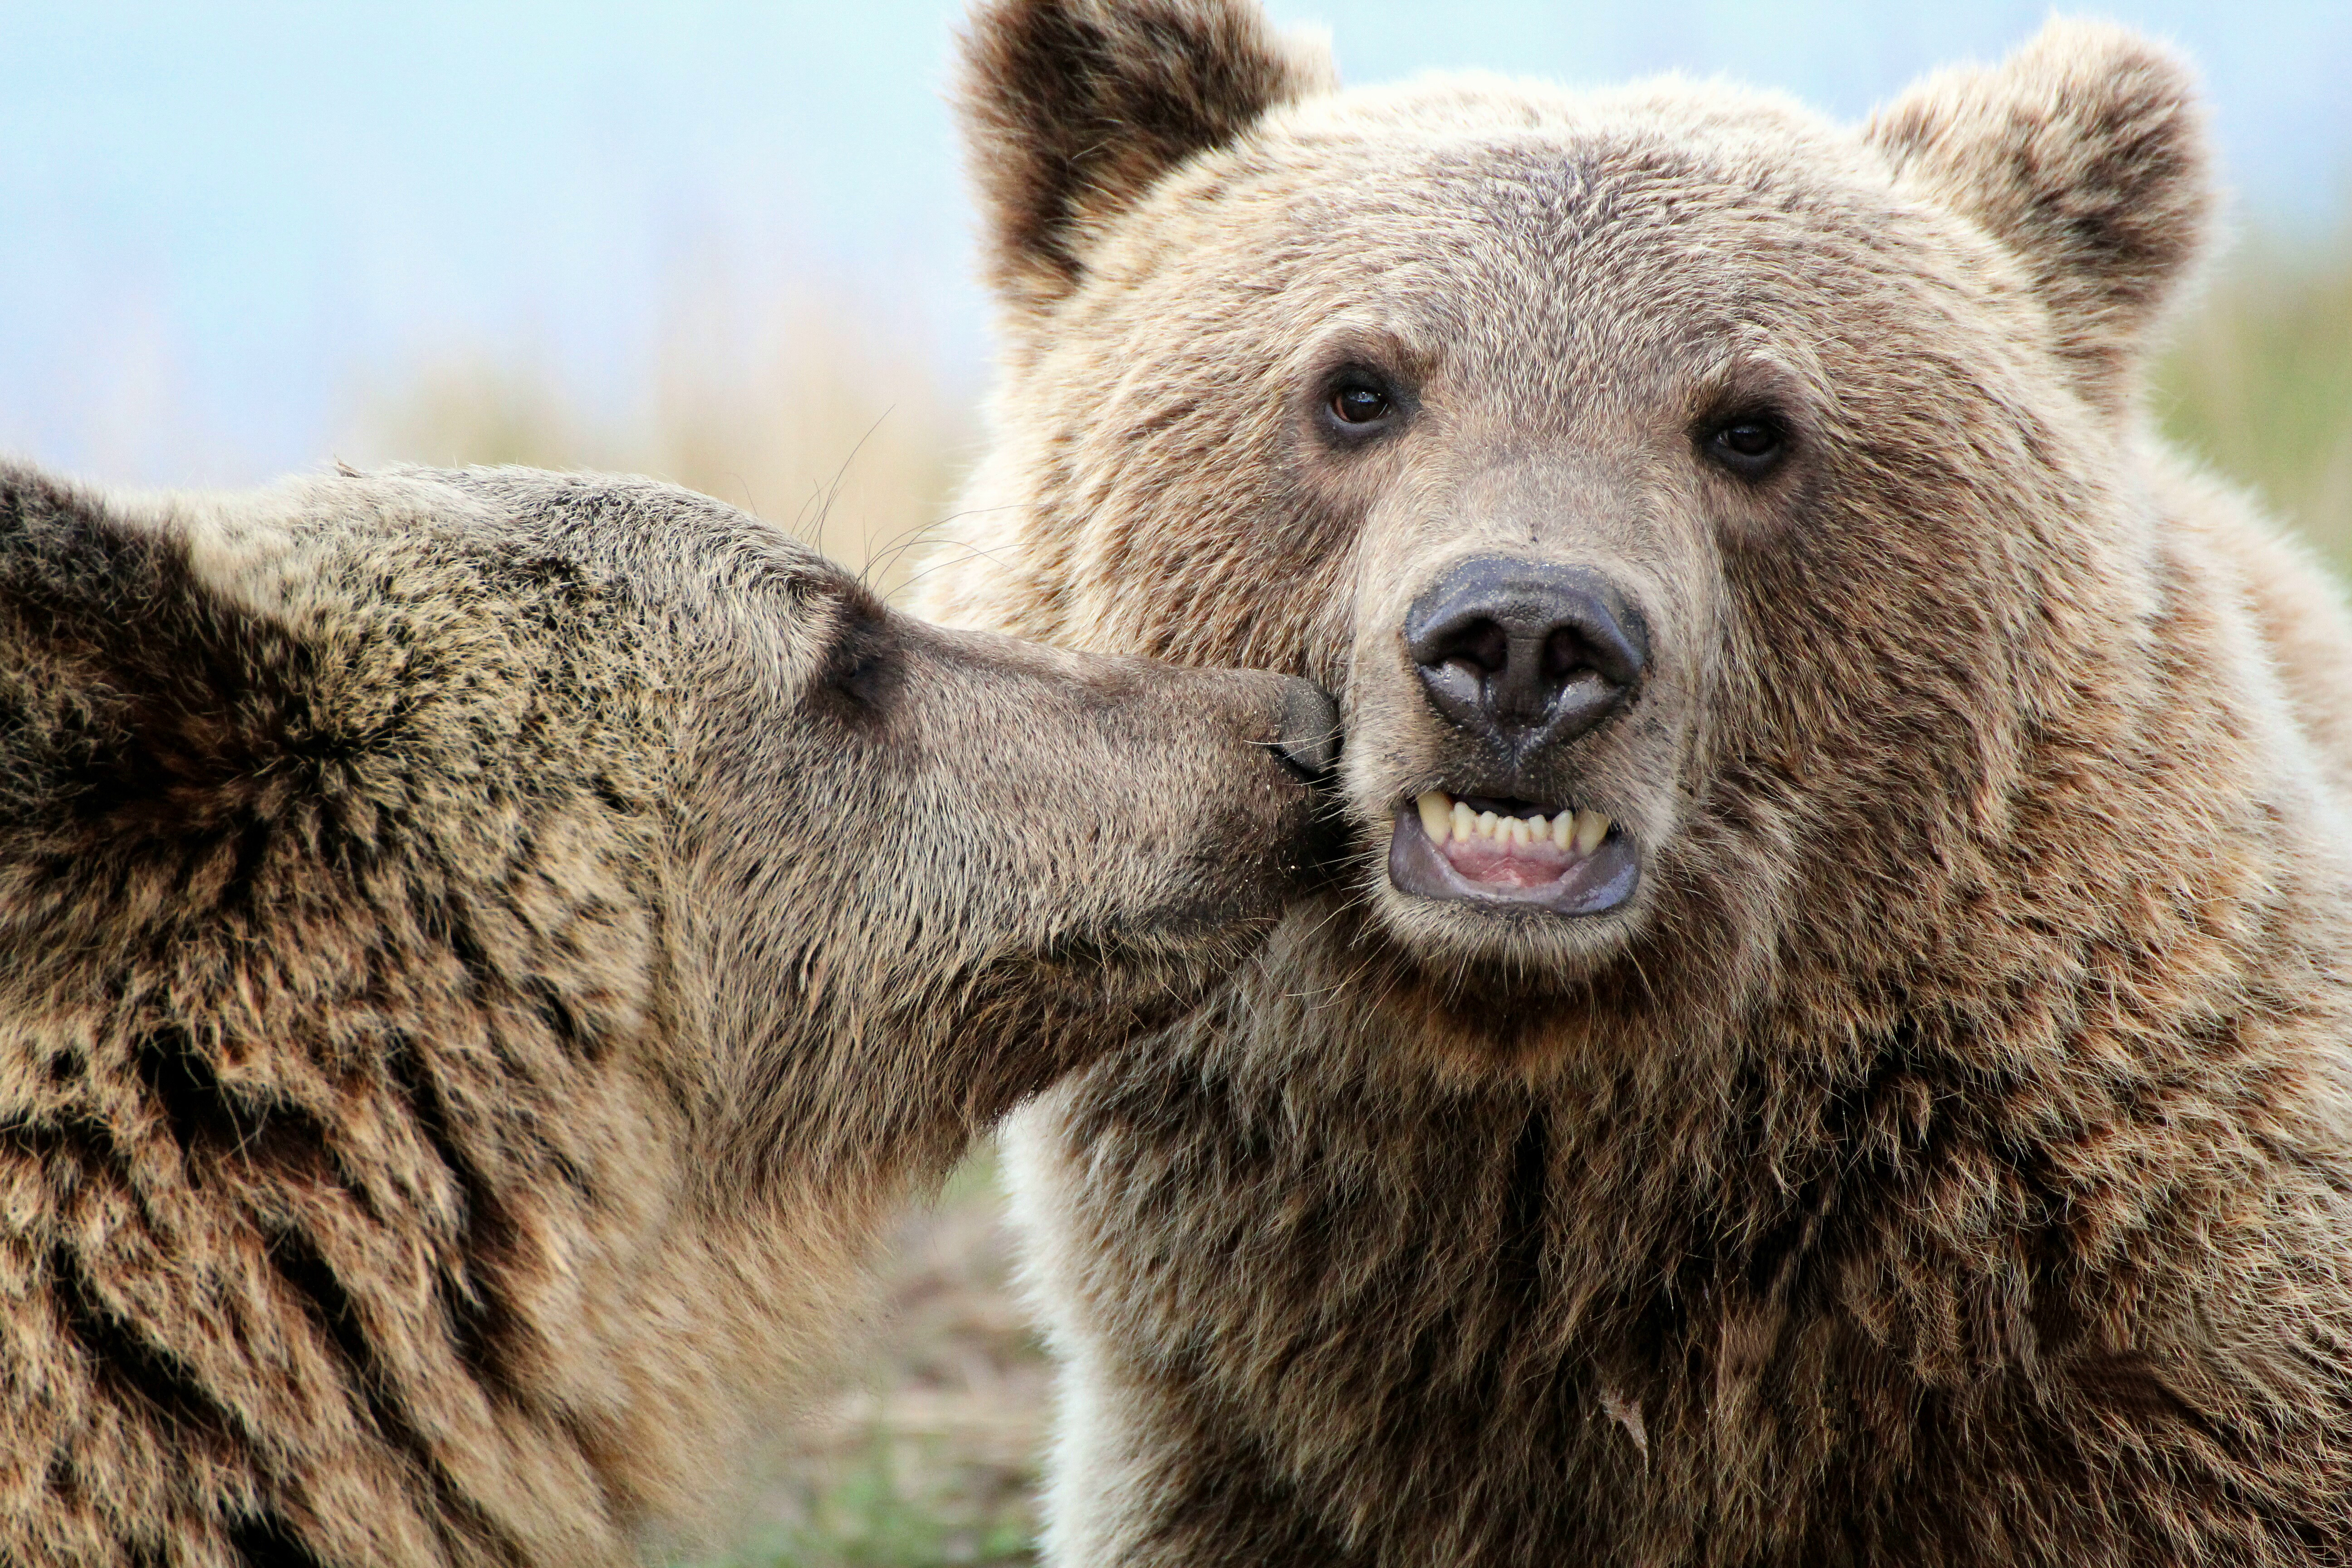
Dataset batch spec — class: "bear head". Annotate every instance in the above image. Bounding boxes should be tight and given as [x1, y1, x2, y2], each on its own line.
[936, 0, 2217, 1049]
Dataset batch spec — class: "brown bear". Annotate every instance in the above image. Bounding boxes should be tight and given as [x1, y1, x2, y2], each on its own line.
[0, 460, 1335, 1567]
[918, 3, 2352, 1563]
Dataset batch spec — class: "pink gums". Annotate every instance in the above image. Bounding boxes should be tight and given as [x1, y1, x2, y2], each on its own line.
[1438, 831, 1579, 890]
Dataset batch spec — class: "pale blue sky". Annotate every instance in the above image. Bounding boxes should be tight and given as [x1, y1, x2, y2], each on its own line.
[3, 1, 2347, 485]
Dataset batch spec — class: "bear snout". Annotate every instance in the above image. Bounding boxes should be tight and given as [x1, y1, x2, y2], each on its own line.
[1382, 555, 1660, 925]
[1403, 555, 1648, 762]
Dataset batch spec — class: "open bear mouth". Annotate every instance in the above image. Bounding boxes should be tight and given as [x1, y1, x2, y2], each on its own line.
[1387, 790, 1640, 916]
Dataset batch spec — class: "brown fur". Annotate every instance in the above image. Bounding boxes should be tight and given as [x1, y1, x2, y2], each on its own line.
[922, 6, 2352, 1563]
[0, 461, 1328, 1566]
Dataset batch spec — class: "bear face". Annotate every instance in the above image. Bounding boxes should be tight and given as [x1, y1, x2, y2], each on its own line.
[939, 1, 2219, 1005]
[0, 461, 1331, 1563]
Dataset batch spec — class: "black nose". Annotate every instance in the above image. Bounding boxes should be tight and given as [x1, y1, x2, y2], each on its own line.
[1405, 557, 1648, 752]
[1270, 677, 1342, 783]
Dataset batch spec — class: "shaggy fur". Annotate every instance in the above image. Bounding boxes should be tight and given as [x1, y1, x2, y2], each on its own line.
[0, 461, 1329, 1567]
[921, 5, 2352, 1563]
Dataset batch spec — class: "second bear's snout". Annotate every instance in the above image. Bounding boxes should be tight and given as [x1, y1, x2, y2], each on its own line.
[1269, 677, 1342, 784]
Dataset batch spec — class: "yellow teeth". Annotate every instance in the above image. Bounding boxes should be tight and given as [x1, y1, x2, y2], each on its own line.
[1413, 791, 1613, 853]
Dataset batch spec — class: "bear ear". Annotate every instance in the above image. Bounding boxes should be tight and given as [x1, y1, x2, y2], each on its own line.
[957, 0, 1336, 317]
[1865, 19, 2213, 414]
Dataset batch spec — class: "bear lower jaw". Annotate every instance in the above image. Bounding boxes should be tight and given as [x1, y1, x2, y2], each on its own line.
[1387, 796, 1640, 916]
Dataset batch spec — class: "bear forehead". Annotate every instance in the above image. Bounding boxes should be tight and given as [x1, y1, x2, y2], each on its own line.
[1278, 72, 1854, 168]
[115, 469, 862, 710]
[1068, 73, 2024, 366]
[1058, 131, 2028, 430]
[1181, 74, 1913, 238]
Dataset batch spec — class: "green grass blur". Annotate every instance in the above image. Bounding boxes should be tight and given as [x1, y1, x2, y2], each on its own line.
[2155, 233, 2352, 561]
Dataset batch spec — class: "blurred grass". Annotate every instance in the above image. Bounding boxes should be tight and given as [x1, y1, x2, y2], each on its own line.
[341, 281, 966, 600]
[2155, 231, 2352, 560]
[341, 239, 2350, 1567]
[697, 1148, 1048, 1568]
[719, 1435, 1035, 1568]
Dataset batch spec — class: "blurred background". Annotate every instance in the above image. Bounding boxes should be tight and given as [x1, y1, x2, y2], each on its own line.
[6, 1, 2349, 577]
[6, 3, 2346, 1562]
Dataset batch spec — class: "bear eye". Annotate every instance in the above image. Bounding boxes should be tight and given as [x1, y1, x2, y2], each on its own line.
[1702, 414, 1790, 479]
[1325, 374, 1397, 432]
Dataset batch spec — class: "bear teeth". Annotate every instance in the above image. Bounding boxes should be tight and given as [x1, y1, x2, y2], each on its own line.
[1414, 790, 1611, 853]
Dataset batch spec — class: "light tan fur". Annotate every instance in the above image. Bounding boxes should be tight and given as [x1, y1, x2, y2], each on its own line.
[921, 5, 2352, 1563]
[0, 461, 1329, 1566]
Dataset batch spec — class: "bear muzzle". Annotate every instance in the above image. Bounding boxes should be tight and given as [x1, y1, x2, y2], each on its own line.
[1386, 555, 1651, 917]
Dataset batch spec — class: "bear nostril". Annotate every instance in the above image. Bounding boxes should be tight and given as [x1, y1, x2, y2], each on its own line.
[1440, 622, 1510, 677]
[1421, 659, 1483, 722]
[1545, 627, 1597, 683]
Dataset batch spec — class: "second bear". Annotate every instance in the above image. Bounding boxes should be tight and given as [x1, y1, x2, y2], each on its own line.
[0, 462, 1332, 1566]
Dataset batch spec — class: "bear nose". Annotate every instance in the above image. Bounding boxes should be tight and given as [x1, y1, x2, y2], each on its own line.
[1269, 677, 1342, 783]
[1405, 557, 1647, 752]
